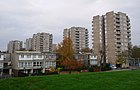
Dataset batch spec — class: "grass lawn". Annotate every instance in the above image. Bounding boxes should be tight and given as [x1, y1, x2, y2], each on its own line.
[0, 70, 140, 90]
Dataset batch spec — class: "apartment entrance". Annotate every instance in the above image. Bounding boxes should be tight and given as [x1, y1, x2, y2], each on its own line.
[33, 69, 42, 75]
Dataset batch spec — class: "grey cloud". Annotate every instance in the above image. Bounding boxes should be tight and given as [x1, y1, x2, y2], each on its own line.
[0, 0, 140, 50]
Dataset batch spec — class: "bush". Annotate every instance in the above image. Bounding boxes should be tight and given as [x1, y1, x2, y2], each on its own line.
[88, 65, 100, 72]
[93, 67, 100, 72]
[88, 67, 94, 72]
[101, 63, 111, 71]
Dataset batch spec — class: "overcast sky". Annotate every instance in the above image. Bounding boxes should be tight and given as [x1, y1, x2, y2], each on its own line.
[0, 0, 140, 50]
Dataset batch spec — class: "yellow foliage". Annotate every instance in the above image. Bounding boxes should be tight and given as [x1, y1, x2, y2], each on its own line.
[50, 66, 55, 72]
[56, 37, 74, 61]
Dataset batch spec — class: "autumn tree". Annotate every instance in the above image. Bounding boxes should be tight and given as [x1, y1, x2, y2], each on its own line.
[56, 37, 84, 71]
[56, 36, 74, 61]
[116, 51, 127, 68]
[60, 59, 83, 72]
[81, 47, 91, 53]
[116, 53, 126, 65]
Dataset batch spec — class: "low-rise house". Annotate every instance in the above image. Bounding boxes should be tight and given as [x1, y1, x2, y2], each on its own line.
[0, 52, 12, 76]
[11, 51, 56, 76]
[0, 53, 4, 75]
[128, 58, 140, 69]
[74, 53, 97, 66]
[43, 53, 56, 69]
[89, 54, 98, 66]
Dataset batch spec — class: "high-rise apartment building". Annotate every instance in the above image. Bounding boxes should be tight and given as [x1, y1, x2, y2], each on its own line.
[25, 32, 53, 52]
[63, 27, 89, 53]
[92, 11, 131, 65]
[7, 40, 23, 53]
[25, 38, 32, 50]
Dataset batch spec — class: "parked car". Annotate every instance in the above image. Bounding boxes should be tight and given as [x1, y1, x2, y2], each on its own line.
[110, 65, 117, 69]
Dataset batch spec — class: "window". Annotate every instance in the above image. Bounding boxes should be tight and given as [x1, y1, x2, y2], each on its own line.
[20, 62, 32, 67]
[33, 55, 36, 58]
[117, 42, 121, 44]
[37, 62, 39, 66]
[25, 62, 27, 67]
[33, 62, 42, 67]
[20, 62, 24, 67]
[0, 63, 2, 67]
[27, 55, 31, 58]
[28, 62, 32, 67]
[21, 55, 24, 58]
[38, 55, 42, 58]
[40, 62, 42, 66]
[49, 55, 52, 59]
[33, 62, 36, 66]
[46, 55, 48, 58]
[117, 38, 120, 40]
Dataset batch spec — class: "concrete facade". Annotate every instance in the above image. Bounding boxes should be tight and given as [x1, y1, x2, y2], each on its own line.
[0, 52, 12, 76]
[92, 11, 131, 65]
[11, 51, 56, 75]
[74, 53, 97, 66]
[7, 40, 23, 53]
[63, 27, 89, 53]
[25, 38, 32, 51]
[0, 53, 4, 75]
[25, 32, 53, 52]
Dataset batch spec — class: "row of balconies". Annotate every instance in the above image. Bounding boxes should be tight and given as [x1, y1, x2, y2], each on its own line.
[18, 54, 56, 61]
[18, 61, 56, 70]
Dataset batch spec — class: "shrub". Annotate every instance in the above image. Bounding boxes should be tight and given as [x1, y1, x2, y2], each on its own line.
[101, 63, 111, 71]
[88, 65, 100, 72]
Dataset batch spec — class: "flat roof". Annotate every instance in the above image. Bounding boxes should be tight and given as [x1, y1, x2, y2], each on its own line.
[15, 51, 41, 54]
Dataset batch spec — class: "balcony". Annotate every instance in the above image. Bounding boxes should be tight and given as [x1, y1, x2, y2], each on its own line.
[126, 18, 130, 22]
[116, 49, 121, 52]
[116, 17, 120, 21]
[116, 26, 120, 28]
[127, 34, 131, 37]
[127, 30, 131, 33]
[116, 32, 121, 34]
[116, 34, 121, 37]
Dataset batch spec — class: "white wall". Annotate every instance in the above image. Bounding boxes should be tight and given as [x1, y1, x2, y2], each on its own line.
[0, 55, 4, 60]
[0, 62, 3, 68]
[90, 60, 98, 65]
[45, 61, 56, 68]
[90, 55, 98, 65]
[19, 55, 44, 60]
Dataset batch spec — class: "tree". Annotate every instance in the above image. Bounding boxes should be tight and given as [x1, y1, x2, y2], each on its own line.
[60, 59, 83, 71]
[56, 37, 84, 72]
[56, 37, 74, 61]
[116, 53, 126, 65]
[116, 52, 127, 68]
[81, 48, 91, 53]
[131, 45, 140, 58]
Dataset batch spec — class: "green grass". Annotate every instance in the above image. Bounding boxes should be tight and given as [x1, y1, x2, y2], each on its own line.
[0, 70, 140, 90]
